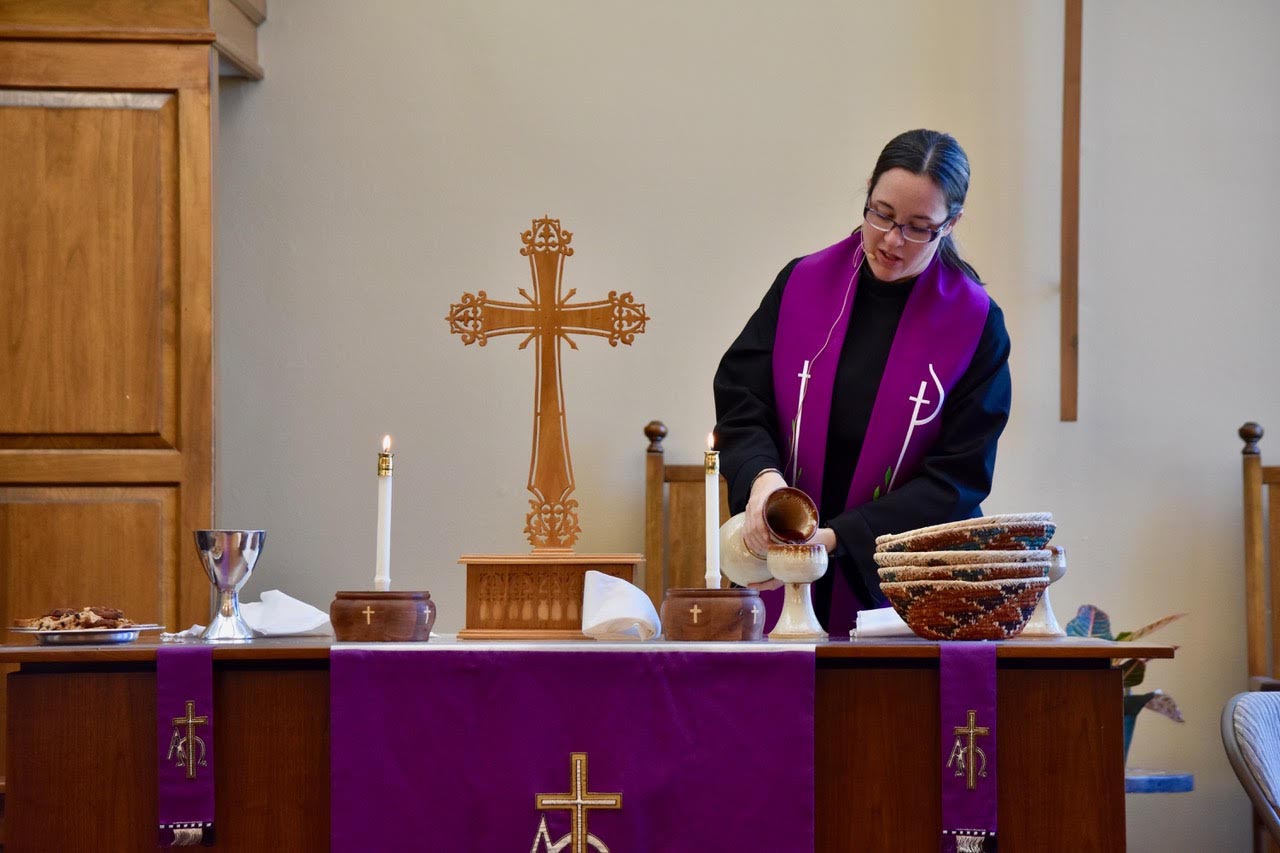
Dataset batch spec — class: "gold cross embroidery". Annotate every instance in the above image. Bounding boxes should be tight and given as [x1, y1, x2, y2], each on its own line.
[169, 700, 209, 780]
[951, 709, 990, 791]
[535, 752, 621, 853]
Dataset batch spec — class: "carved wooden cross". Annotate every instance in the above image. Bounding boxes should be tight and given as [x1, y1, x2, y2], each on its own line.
[447, 218, 648, 550]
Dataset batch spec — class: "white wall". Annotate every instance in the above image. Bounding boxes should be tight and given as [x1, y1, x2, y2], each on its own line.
[216, 2, 1280, 848]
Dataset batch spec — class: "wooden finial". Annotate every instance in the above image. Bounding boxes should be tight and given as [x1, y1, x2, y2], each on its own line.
[644, 420, 667, 453]
[1240, 422, 1264, 455]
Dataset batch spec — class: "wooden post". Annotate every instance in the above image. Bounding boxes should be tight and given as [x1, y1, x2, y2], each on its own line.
[1241, 422, 1266, 678]
[643, 421, 668, 608]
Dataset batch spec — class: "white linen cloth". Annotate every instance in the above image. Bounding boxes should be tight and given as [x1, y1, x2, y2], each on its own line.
[851, 606, 915, 639]
[581, 570, 661, 640]
[161, 589, 333, 639]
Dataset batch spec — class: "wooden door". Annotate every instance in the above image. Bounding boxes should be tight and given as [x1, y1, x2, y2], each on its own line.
[0, 41, 215, 778]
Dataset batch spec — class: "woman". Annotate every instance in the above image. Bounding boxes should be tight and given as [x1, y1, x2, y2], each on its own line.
[713, 129, 1012, 636]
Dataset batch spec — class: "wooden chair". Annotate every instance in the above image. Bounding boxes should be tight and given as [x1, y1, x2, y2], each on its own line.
[1239, 422, 1280, 853]
[1240, 423, 1280, 691]
[643, 421, 729, 609]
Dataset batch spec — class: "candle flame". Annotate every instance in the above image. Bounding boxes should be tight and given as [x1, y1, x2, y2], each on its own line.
[706, 432, 715, 451]
[382, 435, 391, 453]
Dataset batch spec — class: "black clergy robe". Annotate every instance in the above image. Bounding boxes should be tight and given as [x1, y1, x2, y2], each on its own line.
[713, 258, 1012, 622]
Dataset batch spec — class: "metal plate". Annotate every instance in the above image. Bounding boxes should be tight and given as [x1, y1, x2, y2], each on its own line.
[9, 625, 162, 645]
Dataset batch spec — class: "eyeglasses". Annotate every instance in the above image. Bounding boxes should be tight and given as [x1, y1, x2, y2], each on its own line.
[862, 205, 950, 244]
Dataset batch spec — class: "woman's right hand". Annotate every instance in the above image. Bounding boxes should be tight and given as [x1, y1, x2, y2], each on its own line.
[744, 469, 787, 558]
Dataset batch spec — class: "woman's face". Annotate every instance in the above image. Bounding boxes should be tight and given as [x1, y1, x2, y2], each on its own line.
[862, 167, 959, 283]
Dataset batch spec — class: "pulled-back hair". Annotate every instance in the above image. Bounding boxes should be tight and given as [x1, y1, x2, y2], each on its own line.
[867, 129, 981, 283]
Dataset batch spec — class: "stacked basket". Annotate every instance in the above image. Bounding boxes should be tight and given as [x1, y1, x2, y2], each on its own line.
[872, 513, 1056, 640]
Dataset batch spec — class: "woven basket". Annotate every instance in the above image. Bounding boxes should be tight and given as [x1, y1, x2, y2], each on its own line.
[877, 562, 1050, 584]
[874, 549, 1052, 568]
[874, 513, 1053, 548]
[879, 576, 1050, 640]
[875, 520, 1055, 553]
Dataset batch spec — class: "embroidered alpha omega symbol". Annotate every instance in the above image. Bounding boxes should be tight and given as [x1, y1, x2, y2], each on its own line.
[946, 709, 990, 791]
[166, 699, 209, 779]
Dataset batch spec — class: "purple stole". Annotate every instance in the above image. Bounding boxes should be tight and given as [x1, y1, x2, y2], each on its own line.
[770, 231, 990, 635]
[156, 644, 215, 847]
[940, 643, 998, 850]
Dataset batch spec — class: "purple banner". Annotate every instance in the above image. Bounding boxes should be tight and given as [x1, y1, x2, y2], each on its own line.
[331, 646, 815, 852]
[939, 642, 997, 852]
[156, 644, 215, 847]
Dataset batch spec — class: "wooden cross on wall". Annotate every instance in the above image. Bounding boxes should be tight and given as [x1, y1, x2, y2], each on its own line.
[447, 217, 649, 551]
[1061, 0, 1082, 421]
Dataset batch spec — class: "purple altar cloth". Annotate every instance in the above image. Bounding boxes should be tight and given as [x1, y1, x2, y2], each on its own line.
[331, 645, 815, 852]
[940, 642, 998, 852]
[156, 644, 215, 847]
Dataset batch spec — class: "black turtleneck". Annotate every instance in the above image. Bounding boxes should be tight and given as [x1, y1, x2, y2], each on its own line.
[713, 254, 1012, 619]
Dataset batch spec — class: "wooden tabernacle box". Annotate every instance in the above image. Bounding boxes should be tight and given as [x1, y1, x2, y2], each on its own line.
[457, 553, 642, 640]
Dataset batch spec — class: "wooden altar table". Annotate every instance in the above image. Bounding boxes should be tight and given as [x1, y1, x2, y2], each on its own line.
[0, 638, 1171, 852]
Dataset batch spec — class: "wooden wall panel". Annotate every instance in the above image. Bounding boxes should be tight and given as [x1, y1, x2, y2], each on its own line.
[0, 0, 209, 34]
[0, 37, 214, 791]
[0, 485, 180, 791]
[0, 487, 177, 628]
[0, 94, 177, 441]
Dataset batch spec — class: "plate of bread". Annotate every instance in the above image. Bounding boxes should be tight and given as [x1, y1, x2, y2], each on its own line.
[10, 607, 160, 645]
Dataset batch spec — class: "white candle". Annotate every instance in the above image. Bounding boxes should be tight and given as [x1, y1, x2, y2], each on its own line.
[375, 435, 393, 592]
[705, 433, 720, 589]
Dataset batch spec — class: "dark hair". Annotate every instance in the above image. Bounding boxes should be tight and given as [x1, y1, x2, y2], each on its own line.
[866, 129, 981, 283]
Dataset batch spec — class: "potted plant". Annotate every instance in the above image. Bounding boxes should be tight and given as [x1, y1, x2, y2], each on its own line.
[1065, 604, 1185, 763]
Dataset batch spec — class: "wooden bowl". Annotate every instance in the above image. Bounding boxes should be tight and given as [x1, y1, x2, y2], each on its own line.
[877, 562, 1050, 583]
[660, 588, 765, 641]
[874, 549, 1052, 568]
[878, 577, 1050, 640]
[330, 591, 435, 642]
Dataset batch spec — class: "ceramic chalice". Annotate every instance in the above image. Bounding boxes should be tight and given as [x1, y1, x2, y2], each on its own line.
[767, 543, 829, 641]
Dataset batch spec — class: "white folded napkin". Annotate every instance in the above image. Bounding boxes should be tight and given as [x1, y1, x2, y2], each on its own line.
[851, 606, 915, 639]
[581, 570, 661, 641]
[242, 590, 333, 636]
[160, 590, 333, 640]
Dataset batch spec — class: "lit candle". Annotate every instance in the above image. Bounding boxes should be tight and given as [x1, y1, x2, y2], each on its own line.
[705, 433, 720, 589]
[375, 435, 393, 592]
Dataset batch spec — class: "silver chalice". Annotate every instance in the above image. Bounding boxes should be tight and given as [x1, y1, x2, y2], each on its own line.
[194, 529, 265, 642]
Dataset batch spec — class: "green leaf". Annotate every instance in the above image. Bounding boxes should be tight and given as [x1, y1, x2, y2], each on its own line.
[1065, 604, 1114, 640]
[1114, 631, 1132, 642]
[1125, 613, 1187, 641]
[884, 466, 892, 486]
[1120, 658, 1147, 689]
[872, 486, 881, 500]
[1143, 691, 1185, 723]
